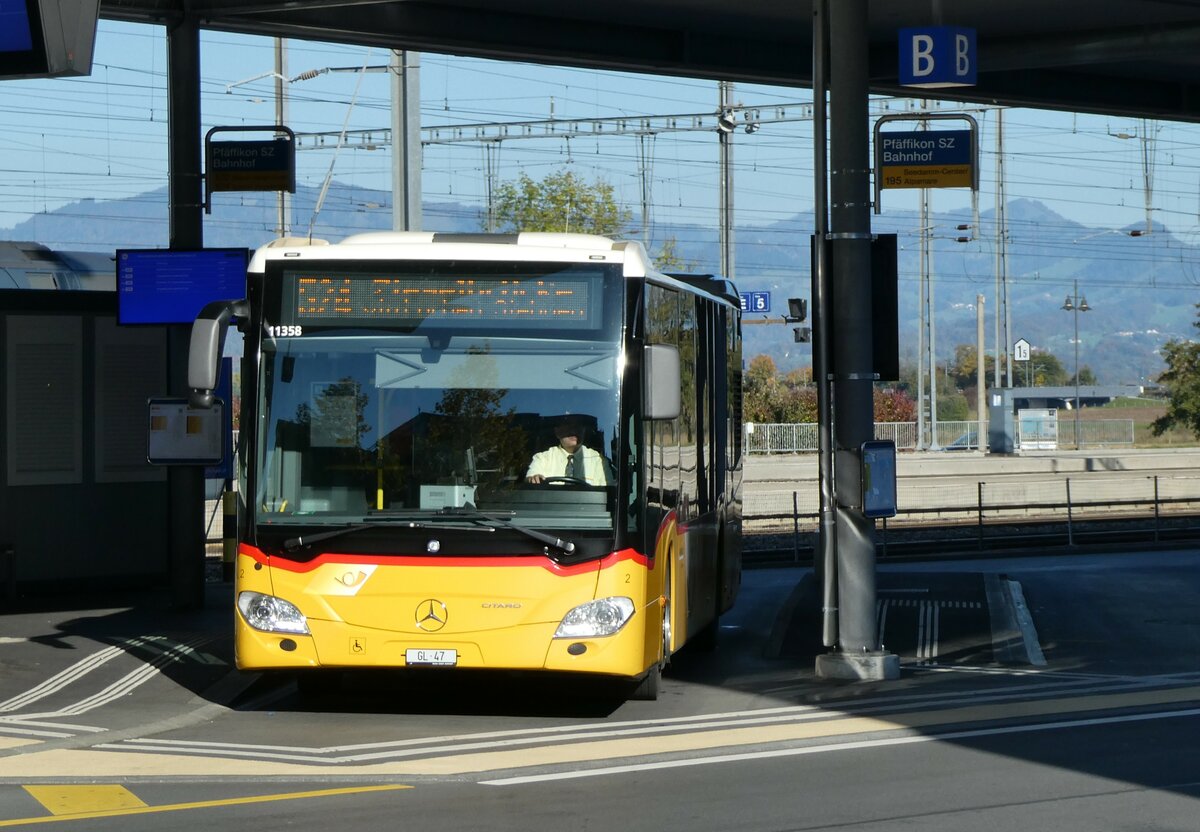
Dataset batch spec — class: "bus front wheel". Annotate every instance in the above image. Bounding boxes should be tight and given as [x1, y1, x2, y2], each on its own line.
[630, 591, 671, 701]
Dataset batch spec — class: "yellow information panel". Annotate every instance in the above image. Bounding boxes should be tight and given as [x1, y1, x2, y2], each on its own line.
[879, 164, 972, 189]
[878, 128, 973, 190]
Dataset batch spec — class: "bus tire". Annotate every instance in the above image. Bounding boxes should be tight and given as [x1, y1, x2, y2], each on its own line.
[631, 585, 671, 701]
[630, 665, 660, 700]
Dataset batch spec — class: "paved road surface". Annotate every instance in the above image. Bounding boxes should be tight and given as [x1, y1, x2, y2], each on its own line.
[0, 549, 1197, 830]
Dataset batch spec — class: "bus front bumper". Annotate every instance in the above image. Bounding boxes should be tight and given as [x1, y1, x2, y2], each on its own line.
[234, 607, 657, 680]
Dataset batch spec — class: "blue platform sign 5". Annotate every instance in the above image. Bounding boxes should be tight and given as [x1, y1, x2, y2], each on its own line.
[740, 291, 771, 313]
[899, 26, 976, 88]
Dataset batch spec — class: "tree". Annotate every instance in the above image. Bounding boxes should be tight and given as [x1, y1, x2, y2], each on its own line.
[745, 357, 914, 425]
[652, 236, 693, 272]
[491, 169, 632, 235]
[951, 344, 1011, 389]
[952, 343, 1069, 389]
[936, 390, 970, 421]
[779, 385, 818, 423]
[1071, 366, 1097, 385]
[950, 344, 984, 389]
[743, 354, 783, 423]
[1025, 349, 1069, 387]
[874, 388, 916, 422]
[1153, 304, 1200, 437]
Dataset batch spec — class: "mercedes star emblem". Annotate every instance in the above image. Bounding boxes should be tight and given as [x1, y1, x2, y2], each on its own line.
[415, 599, 448, 632]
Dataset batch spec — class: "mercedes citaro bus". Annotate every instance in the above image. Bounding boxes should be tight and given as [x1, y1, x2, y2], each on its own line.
[188, 232, 742, 700]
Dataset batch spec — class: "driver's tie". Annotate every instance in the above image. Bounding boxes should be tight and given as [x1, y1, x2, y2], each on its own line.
[565, 453, 578, 479]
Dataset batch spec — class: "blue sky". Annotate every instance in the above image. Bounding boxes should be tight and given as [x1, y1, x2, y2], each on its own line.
[1, 20, 1197, 256]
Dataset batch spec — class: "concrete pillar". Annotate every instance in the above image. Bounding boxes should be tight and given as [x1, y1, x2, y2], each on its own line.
[391, 50, 422, 231]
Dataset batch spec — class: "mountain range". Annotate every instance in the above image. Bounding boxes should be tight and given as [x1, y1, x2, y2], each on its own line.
[2, 183, 1193, 388]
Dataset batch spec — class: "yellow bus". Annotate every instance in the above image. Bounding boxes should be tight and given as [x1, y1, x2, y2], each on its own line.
[189, 232, 742, 700]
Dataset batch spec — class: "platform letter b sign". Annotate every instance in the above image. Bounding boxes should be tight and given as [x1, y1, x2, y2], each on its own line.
[912, 34, 935, 79]
[899, 27, 977, 88]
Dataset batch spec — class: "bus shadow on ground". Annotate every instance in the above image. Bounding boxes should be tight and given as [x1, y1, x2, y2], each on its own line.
[241, 668, 629, 719]
[5, 586, 237, 708]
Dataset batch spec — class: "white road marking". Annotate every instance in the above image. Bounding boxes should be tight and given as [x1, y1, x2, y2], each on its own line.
[90, 675, 1200, 764]
[0, 635, 216, 741]
[479, 706, 1200, 785]
[0, 644, 128, 713]
[4, 636, 209, 721]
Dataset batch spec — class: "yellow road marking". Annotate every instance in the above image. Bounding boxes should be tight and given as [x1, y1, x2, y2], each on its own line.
[2, 785, 411, 827]
[402, 683, 1200, 775]
[3, 685, 1199, 781]
[23, 785, 146, 815]
[0, 740, 38, 751]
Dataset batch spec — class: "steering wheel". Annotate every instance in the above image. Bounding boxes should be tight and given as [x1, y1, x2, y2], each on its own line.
[538, 476, 589, 486]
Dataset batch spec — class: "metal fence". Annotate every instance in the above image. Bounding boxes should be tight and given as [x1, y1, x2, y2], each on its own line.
[745, 419, 1135, 454]
[743, 472, 1200, 537]
[1054, 419, 1136, 448]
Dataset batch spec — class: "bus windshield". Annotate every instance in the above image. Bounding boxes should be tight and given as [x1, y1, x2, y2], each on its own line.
[255, 331, 622, 534]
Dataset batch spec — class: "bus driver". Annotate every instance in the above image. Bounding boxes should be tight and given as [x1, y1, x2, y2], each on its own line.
[525, 417, 613, 486]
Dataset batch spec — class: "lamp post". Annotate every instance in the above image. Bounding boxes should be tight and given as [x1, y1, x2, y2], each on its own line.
[1061, 279, 1091, 449]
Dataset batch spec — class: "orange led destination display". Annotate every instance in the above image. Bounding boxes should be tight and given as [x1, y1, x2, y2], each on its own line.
[285, 274, 594, 326]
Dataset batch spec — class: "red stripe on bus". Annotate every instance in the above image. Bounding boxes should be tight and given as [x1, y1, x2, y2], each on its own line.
[238, 543, 649, 575]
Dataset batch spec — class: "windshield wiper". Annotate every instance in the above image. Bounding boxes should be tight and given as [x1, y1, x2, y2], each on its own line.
[280, 513, 493, 552]
[278, 508, 574, 555]
[282, 523, 374, 552]
[432, 506, 576, 555]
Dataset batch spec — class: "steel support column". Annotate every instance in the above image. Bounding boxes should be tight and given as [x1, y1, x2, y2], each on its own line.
[815, 0, 898, 680]
[166, 13, 206, 610]
[811, 0, 838, 648]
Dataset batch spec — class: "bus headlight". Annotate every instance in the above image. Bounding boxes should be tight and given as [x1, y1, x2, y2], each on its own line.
[554, 597, 635, 638]
[237, 591, 310, 635]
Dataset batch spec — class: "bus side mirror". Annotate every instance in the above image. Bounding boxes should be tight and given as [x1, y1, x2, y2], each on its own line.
[644, 344, 680, 420]
[189, 299, 247, 408]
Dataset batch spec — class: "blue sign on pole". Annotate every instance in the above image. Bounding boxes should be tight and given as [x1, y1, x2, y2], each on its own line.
[898, 26, 976, 88]
[739, 291, 771, 313]
[879, 129, 971, 166]
[208, 139, 295, 193]
[879, 128, 973, 189]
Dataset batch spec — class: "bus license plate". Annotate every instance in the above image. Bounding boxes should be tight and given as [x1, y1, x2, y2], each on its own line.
[405, 648, 457, 666]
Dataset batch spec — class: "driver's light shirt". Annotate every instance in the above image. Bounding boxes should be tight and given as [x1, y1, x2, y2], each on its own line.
[526, 445, 613, 486]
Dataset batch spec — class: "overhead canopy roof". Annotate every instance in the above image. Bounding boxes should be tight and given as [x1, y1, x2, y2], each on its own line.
[99, 0, 1200, 122]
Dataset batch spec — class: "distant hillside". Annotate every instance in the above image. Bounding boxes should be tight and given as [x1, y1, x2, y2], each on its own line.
[0, 183, 483, 251]
[2, 186, 1193, 387]
[694, 198, 1197, 389]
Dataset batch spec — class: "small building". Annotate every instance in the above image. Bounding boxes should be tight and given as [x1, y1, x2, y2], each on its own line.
[987, 385, 1143, 453]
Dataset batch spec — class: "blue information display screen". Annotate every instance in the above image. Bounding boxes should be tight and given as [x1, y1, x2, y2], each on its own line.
[0, 0, 34, 52]
[116, 248, 249, 325]
[0, 0, 43, 77]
